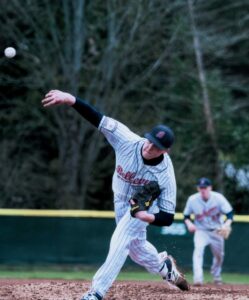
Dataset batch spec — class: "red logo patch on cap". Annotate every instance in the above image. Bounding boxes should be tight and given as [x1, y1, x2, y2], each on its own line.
[156, 131, 165, 139]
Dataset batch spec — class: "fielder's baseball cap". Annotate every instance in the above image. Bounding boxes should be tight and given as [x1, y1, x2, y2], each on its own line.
[197, 177, 212, 188]
[144, 125, 174, 150]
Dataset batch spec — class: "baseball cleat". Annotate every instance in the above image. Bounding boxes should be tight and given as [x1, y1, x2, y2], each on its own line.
[193, 282, 203, 287]
[213, 279, 223, 285]
[81, 292, 102, 300]
[164, 255, 190, 291]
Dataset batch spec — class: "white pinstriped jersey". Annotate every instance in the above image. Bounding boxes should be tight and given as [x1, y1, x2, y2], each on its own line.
[98, 116, 176, 214]
[183, 191, 232, 230]
[91, 116, 176, 296]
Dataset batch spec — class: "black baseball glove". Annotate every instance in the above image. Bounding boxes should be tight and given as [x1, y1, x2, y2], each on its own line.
[130, 181, 161, 217]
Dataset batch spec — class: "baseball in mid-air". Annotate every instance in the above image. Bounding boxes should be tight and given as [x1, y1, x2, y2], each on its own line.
[4, 47, 16, 58]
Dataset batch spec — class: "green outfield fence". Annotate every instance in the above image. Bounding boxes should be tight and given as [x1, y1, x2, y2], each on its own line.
[0, 209, 248, 273]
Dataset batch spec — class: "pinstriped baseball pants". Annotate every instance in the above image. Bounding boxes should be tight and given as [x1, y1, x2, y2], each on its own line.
[91, 200, 165, 297]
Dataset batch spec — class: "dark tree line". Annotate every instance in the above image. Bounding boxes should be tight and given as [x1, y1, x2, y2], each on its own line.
[0, 0, 248, 213]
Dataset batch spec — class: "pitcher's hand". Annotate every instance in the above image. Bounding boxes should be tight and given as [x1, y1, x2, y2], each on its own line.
[42, 90, 76, 107]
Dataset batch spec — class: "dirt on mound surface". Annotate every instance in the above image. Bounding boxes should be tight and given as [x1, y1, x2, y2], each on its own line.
[0, 279, 248, 300]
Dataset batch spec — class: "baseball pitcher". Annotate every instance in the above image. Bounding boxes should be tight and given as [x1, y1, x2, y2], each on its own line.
[183, 177, 233, 285]
[42, 90, 189, 300]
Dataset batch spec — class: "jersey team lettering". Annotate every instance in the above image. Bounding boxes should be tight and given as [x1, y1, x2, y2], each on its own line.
[116, 165, 150, 185]
[195, 206, 220, 222]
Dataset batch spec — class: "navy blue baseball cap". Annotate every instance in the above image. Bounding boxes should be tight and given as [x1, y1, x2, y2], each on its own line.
[144, 125, 174, 150]
[197, 177, 212, 188]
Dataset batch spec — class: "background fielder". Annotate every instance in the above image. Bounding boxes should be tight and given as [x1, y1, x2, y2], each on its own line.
[183, 177, 233, 285]
[42, 90, 189, 300]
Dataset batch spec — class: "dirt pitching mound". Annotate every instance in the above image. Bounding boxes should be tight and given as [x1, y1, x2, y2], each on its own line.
[0, 279, 248, 300]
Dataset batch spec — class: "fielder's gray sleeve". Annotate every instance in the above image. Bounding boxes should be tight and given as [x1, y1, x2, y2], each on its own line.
[183, 197, 193, 216]
[218, 194, 233, 214]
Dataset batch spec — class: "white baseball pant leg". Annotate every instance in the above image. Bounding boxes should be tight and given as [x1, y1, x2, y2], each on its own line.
[209, 232, 224, 281]
[91, 209, 148, 297]
[114, 198, 166, 276]
[193, 230, 210, 284]
[129, 235, 164, 275]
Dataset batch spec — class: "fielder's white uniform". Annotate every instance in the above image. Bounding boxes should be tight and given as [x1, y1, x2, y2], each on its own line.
[90, 116, 176, 297]
[183, 191, 232, 284]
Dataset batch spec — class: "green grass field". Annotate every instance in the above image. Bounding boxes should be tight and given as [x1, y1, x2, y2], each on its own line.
[0, 266, 248, 284]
